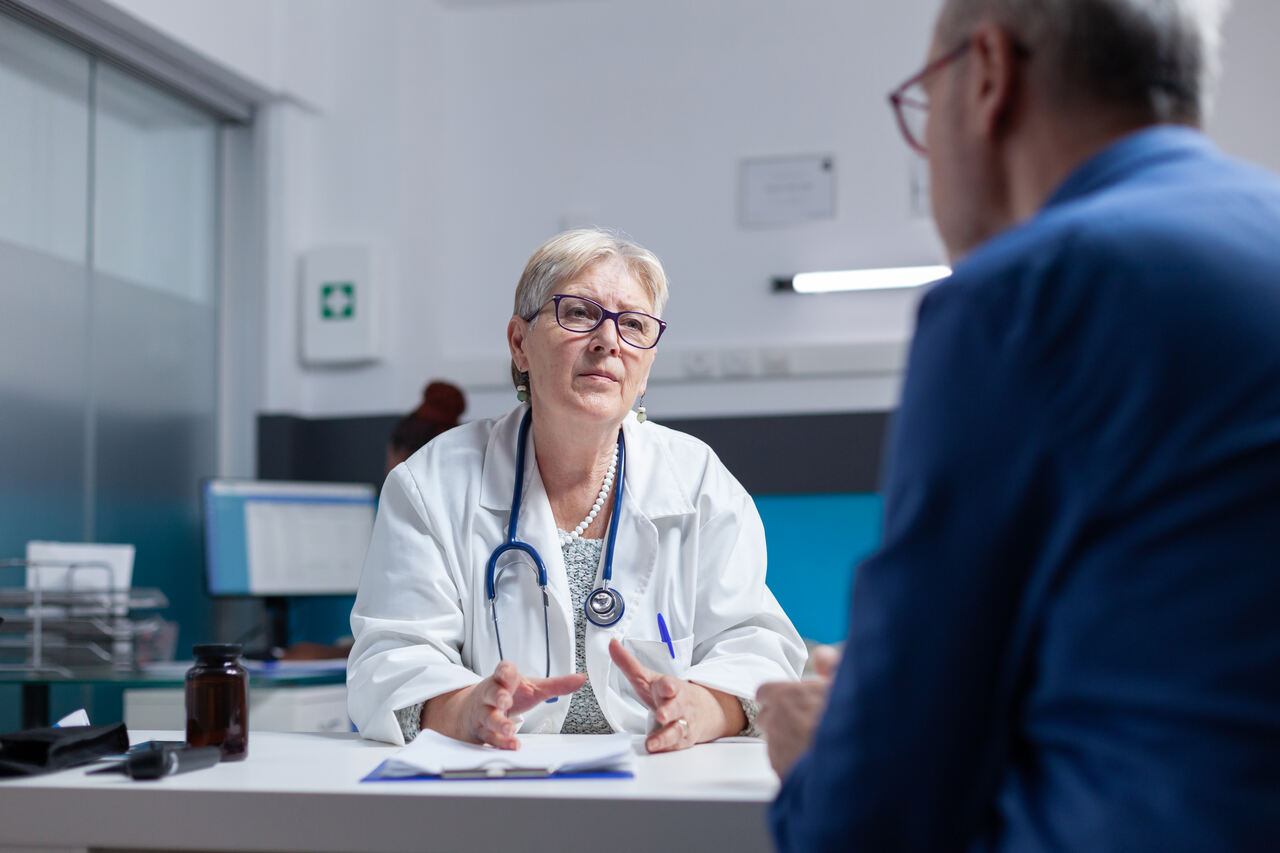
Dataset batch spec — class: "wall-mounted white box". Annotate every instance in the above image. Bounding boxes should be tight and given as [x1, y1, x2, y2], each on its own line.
[300, 246, 379, 366]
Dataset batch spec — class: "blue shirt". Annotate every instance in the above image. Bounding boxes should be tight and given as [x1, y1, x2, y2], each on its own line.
[770, 126, 1280, 852]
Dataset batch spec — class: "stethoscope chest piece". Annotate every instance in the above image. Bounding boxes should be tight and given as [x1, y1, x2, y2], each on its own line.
[489, 408, 631, 660]
[585, 586, 624, 627]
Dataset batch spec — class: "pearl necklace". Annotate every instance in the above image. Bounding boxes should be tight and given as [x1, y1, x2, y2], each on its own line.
[560, 445, 619, 541]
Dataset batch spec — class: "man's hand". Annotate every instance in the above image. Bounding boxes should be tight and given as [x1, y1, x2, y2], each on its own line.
[756, 644, 841, 777]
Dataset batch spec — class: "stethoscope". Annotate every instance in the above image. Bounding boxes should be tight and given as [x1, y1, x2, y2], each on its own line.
[485, 408, 627, 680]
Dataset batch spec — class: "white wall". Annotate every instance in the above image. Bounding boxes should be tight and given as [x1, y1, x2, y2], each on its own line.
[101, 0, 446, 420]
[1206, 0, 1280, 172]
[429, 0, 945, 421]
[254, 1, 449, 419]
[99, 0, 1280, 425]
[101, 0, 328, 107]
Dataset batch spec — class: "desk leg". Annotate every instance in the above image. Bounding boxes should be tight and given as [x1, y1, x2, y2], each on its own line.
[22, 683, 49, 729]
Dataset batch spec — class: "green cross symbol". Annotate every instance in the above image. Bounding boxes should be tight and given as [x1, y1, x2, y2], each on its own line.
[320, 282, 355, 320]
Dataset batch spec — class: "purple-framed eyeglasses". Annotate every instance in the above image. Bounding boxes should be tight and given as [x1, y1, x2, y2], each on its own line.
[526, 293, 667, 349]
[886, 40, 971, 156]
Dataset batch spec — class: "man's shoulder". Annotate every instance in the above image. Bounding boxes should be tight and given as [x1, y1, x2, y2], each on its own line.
[949, 149, 1280, 304]
[1041, 149, 1280, 251]
[917, 143, 1280, 403]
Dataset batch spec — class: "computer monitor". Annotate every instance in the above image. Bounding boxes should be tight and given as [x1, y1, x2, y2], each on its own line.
[201, 479, 377, 597]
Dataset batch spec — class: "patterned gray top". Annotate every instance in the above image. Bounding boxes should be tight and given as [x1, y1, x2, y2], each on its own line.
[558, 534, 614, 733]
[393, 533, 761, 742]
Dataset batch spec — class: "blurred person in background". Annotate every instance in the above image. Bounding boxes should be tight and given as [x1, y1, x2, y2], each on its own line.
[385, 380, 466, 475]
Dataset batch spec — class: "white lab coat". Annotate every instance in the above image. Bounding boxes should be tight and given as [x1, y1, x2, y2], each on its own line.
[347, 405, 806, 745]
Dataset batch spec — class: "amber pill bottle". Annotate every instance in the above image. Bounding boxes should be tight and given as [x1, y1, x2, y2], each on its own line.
[185, 643, 248, 760]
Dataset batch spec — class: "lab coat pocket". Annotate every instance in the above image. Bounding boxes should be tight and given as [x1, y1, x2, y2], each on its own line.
[622, 635, 693, 678]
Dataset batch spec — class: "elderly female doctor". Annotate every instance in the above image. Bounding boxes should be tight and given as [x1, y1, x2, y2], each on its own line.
[347, 228, 805, 751]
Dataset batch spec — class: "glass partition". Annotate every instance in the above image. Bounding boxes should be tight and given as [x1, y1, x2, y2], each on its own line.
[0, 12, 223, 728]
[92, 62, 220, 658]
[0, 15, 91, 557]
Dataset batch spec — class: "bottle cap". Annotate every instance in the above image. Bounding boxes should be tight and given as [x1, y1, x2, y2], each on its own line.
[192, 643, 243, 661]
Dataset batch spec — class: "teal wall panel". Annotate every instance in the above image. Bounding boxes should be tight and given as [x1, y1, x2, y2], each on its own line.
[289, 596, 357, 645]
[755, 493, 883, 645]
[95, 494, 212, 658]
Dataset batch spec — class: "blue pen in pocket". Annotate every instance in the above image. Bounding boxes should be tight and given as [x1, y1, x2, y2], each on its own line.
[656, 612, 676, 660]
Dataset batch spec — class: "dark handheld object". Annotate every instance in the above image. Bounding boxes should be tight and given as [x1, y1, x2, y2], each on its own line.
[128, 744, 222, 779]
[91, 742, 222, 780]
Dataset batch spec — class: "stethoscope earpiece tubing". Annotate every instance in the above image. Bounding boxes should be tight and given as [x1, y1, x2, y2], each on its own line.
[485, 408, 628, 672]
[601, 428, 625, 586]
[583, 429, 626, 628]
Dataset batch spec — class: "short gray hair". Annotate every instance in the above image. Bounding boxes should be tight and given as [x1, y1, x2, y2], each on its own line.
[510, 228, 670, 389]
[937, 0, 1232, 124]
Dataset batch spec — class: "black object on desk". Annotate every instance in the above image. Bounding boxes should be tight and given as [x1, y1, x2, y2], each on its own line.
[0, 723, 129, 777]
[90, 741, 222, 780]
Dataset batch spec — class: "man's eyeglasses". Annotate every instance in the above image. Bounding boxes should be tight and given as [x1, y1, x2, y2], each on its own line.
[886, 40, 971, 156]
[887, 37, 1032, 155]
[526, 294, 667, 349]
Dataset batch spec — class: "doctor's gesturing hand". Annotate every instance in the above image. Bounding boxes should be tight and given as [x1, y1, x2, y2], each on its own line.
[608, 638, 746, 753]
[421, 661, 586, 750]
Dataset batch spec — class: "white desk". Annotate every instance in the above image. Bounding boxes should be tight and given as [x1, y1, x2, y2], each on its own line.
[0, 730, 780, 853]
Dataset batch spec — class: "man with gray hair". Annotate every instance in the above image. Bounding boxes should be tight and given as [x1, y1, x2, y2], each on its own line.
[759, 0, 1280, 849]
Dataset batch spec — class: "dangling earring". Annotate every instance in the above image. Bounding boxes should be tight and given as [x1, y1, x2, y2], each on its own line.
[516, 384, 529, 403]
[636, 393, 647, 423]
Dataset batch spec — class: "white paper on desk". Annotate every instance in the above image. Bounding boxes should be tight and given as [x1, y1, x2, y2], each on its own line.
[25, 541, 135, 613]
[364, 730, 636, 780]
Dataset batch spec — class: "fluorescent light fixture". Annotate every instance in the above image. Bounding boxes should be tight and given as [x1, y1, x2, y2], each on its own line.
[777, 265, 951, 294]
